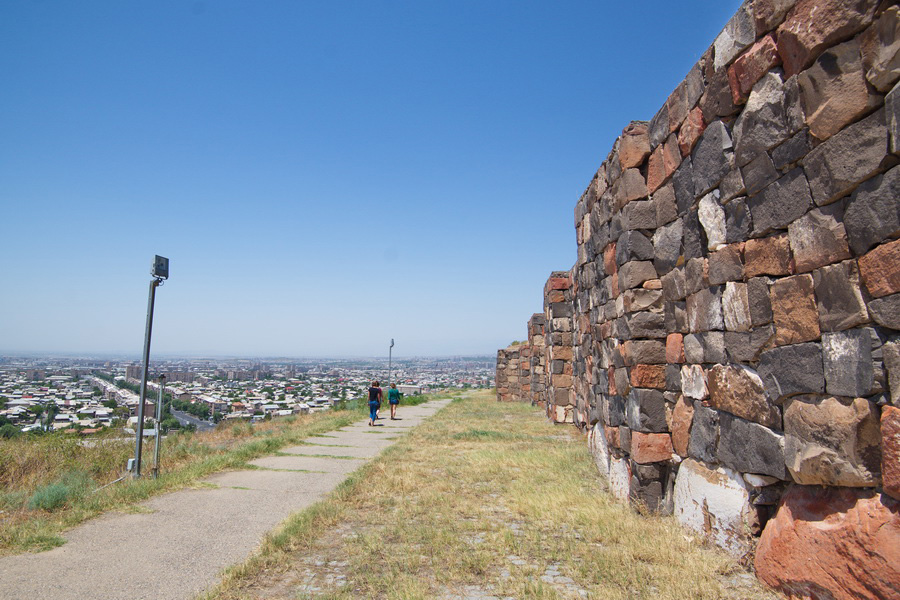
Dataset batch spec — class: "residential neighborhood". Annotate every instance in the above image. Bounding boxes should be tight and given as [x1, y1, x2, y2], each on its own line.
[0, 355, 495, 435]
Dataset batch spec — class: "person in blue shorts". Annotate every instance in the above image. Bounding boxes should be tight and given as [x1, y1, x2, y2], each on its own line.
[368, 380, 382, 426]
[388, 383, 401, 420]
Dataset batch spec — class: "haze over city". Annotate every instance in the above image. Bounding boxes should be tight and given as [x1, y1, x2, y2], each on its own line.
[1, 1, 742, 357]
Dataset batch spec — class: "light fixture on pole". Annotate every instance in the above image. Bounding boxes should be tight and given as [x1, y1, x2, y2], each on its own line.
[132, 255, 169, 479]
[388, 338, 394, 385]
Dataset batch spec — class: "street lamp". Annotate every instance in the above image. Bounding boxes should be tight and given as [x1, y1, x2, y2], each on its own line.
[132, 255, 168, 478]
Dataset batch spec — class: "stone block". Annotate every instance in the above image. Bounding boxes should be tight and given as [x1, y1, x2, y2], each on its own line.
[771, 128, 811, 171]
[748, 167, 814, 236]
[714, 3, 755, 69]
[678, 106, 706, 157]
[624, 200, 657, 231]
[861, 6, 900, 92]
[683, 334, 704, 364]
[744, 233, 792, 277]
[626, 388, 668, 433]
[623, 288, 663, 313]
[661, 268, 686, 301]
[718, 412, 787, 479]
[691, 121, 735, 195]
[615, 231, 654, 265]
[788, 204, 852, 273]
[684, 257, 708, 296]
[845, 166, 900, 256]
[652, 183, 678, 226]
[624, 340, 667, 365]
[798, 39, 871, 141]
[784, 395, 881, 486]
[688, 402, 719, 464]
[868, 293, 900, 329]
[687, 286, 725, 332]
[666, 333, 684, 364]
[631, 431, 674, 464]
[667, 80, 689, 133]
[631, 364, 666, 390]
[617, 168, 648, 207]
[618, 261, 658, 290]
[756, 486, 900, 600]
[589, 423, 611, 476]
[671, 395, 694, 457]
[719, 168, 746, 202]
[889, 81, 900, 154]
[698, 190, 726, 251]
[813, 260, 870, 332]
[681, 364, 708, 400]
[732, 73, 794, 167]
[748, 279, 775, 327]
[630, 461, 670, 513]
[665, 364, 681, 392]
[603, 394, 626, 427]
[752, 0, 797, 36]
[823, 329, 874, 397]
[708, 244, 744, 285]
[883, 405, 900, 500]
[804, 107, 888, 206]
[722, 281, 751, 332]
[860, 239, 900, 298]
[758, 343, 825, 401]
[707, 363, 781, 429]
[724, 197, 751, 243]
[652, 219, 683, 275]
[728, 34, 782, 105]
[776, 0, 878, 77]
[682, 207, 705, 261]
[673, 156, 695, 215]
[741, 152, 779, 196]
[649, 103, 669, 151]
[619, 122, 651, 169]
[724, 326, 775, 363]
[772, 274, 820, 345]
[885, 342, 900, 405]
[664, 301, 688, 334]
[626, 311, 666, 339]
[674, 459, 753, 559]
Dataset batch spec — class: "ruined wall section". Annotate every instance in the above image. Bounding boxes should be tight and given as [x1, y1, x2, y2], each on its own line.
[544, 271, 576, 423]
[500, 1, 900, 597]
[528, 313, 547, 405]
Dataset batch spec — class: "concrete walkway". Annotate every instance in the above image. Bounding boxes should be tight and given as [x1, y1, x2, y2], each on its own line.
[0, 399, 453, 600]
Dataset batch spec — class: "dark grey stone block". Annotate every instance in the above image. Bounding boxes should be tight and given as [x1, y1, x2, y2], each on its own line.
[747, 277, 773, 326]
[626, 388, 668, 433]
[717, 413, 787, 479]
[673, 156, 696, 215]
[758, 343, 825, 402]
[616, 231, 655, 265]
[742, 152, 780, 196]
[724, 326, 775, 363]
[844, 165, 900, 255]
[724, 197, 752, 243]
[868, 294, 900, 330]
[748, 167, 814, 235]
[823, 329, 875, 397]
[626, 311, 667, 339]
[653, 219, 683, 274]
[688, 402, 719, 464]
[771, 128, 812, 171]
[692, 121, 735, 196]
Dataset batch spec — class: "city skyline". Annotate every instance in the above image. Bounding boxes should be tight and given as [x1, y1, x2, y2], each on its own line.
[1, 1, 743, 357]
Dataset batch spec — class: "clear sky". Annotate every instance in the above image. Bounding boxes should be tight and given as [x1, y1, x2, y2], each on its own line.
[1, 0, 742, 358]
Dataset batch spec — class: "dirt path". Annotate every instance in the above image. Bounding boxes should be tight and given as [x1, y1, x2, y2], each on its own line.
[0, 399, 453, 600]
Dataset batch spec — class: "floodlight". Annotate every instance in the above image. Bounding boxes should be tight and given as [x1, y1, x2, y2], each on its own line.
[152, 255, 169, 279]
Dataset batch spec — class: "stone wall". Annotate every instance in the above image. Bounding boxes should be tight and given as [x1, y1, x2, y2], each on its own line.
[496, 1, 900, 597]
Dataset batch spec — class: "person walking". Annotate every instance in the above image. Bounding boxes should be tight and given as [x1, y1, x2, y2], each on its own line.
[388, 383, 401, 420]
[368, 380, 382, 426]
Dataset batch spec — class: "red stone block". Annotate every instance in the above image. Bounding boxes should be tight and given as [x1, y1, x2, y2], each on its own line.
[646, 144, 667, 194]
[630, 364, 667, 390]
[671, 395, 694, 457]
[619, 122, 651, 169]
[859, 239, 900, 298]
[630, 432, 674, 464]
[772, 274, 821, 345]
[756, 486, 900, 600]
[547, 289, 565, 304]
[608, 367, 617, 395]
[662, 135, 682, 179]
[744, 233, 793, 278]
[727, 34, 782, 104]
[777, 0, 879, 77]
[883, 405, 900, 501]
[678, 106, 706, 157]
[548, 277, 571, 291]
[603, 243, 617, 276]
[605, 425, 621, 449]
[666, 333, 685, 364]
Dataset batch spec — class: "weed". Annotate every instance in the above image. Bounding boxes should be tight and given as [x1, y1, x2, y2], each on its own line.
[27, 471, 93, 511]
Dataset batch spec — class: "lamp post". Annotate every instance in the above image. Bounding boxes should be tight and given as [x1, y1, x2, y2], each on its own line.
[132, 255, 168, 479]
[388, 339, 394, 385]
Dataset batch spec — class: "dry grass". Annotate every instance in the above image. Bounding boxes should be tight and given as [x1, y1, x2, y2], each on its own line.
[201, 390, 778, 600]
[0, 409, 361, 556]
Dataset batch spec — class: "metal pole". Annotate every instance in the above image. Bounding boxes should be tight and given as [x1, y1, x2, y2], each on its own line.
[133, 278, 160, 478]
[152, 375, 166, 478]
[388, 339, 394, 385]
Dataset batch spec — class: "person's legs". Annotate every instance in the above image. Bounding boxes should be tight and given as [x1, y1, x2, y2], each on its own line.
[369, 402, 377, 425]
[390, 402, 397, 419]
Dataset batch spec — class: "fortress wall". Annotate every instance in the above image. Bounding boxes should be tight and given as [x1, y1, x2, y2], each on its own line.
[497, 1, 900, 597]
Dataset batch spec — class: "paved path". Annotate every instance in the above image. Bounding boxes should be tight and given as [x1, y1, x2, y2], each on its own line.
[0, 399, 452, 600]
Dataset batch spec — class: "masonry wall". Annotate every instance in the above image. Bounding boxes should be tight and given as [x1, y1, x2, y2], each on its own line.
[497, 1, 900, 598]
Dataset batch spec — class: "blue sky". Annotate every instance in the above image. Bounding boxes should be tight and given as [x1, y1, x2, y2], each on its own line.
[1, 0, 742, 358]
